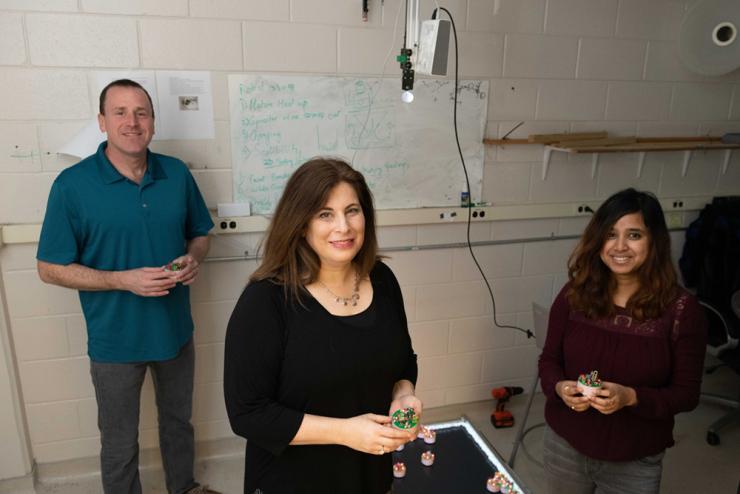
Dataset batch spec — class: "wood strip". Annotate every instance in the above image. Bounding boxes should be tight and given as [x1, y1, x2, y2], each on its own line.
[563, 137, 637, 148]
[482, 138, 531, 145]
[635, 136, 722, 143]
[528, 131, 607, 143]
[483, 135, 725, 146]
[565, 141, 740, 153]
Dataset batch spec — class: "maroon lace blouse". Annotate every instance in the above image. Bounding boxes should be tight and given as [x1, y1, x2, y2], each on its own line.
[538, 283, 707, 461]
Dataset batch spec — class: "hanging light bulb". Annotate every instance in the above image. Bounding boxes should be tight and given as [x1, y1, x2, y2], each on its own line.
[401, 90, 414, 103]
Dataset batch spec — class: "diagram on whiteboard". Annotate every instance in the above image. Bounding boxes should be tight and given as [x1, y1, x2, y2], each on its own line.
[229, 75, 488, 213]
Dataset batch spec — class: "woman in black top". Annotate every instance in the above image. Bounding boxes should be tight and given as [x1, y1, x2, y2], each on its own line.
[224, 158, 421, 494]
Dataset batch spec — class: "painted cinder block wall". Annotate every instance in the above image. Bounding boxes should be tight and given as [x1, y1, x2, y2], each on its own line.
[1, 0, 739, 469]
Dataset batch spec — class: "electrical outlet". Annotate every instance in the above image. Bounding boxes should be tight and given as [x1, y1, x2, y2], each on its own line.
[217, 218, 239, 231]
[211, 215, 269, 234]
[574, 204, 593, 215]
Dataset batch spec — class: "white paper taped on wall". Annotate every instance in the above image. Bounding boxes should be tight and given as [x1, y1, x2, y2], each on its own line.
[679, 0, 740, 76]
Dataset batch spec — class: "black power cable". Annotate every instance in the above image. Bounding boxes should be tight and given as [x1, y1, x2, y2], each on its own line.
[432, 7, 533, 340]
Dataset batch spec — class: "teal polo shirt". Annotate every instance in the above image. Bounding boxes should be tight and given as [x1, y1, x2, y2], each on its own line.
[37, 142, 214, 362]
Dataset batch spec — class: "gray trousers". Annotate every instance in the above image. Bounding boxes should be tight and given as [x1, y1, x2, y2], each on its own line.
[90, 339, 197, 494]
[543, 425, 664, 494]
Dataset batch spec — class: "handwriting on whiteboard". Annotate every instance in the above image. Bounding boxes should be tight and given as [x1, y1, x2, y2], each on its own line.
[229, 75, 488, 213]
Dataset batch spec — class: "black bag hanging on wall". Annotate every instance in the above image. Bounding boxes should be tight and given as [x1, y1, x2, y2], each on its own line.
[679, 196, 740, 346]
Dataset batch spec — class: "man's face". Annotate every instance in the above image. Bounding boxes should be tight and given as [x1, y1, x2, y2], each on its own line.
[98, 86, 155, 160]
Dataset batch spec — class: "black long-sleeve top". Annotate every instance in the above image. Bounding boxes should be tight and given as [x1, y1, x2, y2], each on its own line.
[224, 261, 418, 494]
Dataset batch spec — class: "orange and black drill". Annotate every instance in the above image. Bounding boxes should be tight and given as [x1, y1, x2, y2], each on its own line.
[490, 386, 524, 428]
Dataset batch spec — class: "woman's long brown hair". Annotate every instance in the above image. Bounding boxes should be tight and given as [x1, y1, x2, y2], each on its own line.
[567, 188, 678, 320]
[250, 158, 379, 303]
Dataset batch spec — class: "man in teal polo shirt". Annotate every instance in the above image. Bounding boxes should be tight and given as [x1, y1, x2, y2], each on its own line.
[37, 79, 218, 494]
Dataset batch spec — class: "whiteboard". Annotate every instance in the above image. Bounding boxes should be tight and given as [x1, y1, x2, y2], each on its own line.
[228, 74, 488, 214]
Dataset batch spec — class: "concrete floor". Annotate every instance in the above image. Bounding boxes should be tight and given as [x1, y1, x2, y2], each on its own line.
[27, 362, 740, 493]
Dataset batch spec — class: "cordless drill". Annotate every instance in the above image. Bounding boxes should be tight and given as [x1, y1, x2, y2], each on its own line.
[490, 386, 524, 428]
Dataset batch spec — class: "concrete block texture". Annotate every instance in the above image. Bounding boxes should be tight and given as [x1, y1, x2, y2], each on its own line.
[243, 21, 336, 73]
[292, 0, 383, 26]
[616, 0, 684, 41]
[0, 0, 77, 11]
[409, 320, 450, 357]
[606, 82, 673, 121]
[141, 18, 243, 70]
[488, 79, 539, 121]
[0, 123, 41, 173]
[670, 83, 733, 121]
[0, 173, 56, 224]
[577, 38, 646, 81]
[545, 0, 618, 37]
[468, 0, 545, 33]
[190, 0, 288, 21]
[27, 14, 139, 67]
[0, 13, 26, 65]
[0, 69, 90, 120]
[482, 161, 532, 204]
[81, 0, 188, 16]
[338, 27, 400, 75]
[536, 80, 607, 120]
[504, 33, 578, 79]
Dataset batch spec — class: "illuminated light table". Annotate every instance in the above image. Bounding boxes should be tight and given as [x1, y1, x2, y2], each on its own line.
[392, 417, 532, 493]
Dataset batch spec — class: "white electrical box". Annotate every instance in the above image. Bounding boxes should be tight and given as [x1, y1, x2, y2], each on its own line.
[416, 19, 451, 76]
[217, 202, 251, 217]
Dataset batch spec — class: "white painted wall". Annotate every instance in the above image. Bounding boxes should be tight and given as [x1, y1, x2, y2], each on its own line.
[1, 0, 739, 473]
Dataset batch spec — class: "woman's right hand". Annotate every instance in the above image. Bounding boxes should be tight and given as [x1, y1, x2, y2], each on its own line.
[339, 413, 415, 455]
[555, 380, 590, 412]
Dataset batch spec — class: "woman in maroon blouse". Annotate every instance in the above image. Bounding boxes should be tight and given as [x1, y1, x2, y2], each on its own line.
[538, 188, 707, 494]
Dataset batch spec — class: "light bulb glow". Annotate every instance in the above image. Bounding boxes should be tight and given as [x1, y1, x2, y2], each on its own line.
[401, 90, 414, 103]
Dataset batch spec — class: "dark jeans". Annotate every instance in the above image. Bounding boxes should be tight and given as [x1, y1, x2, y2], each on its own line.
[543, 425, 664, 494]
[90, 339, 198, 494]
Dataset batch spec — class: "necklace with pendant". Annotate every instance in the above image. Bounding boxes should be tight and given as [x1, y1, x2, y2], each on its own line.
[318, 271, 360, 306]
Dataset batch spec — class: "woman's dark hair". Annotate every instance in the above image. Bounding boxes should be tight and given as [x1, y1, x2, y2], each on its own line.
[567, 188, 678, 320]
[250, 157, 379, 302]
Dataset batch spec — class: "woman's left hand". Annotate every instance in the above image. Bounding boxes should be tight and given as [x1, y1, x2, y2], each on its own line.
[388, 394, 423, 436]
[589, 381, 637, 414]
